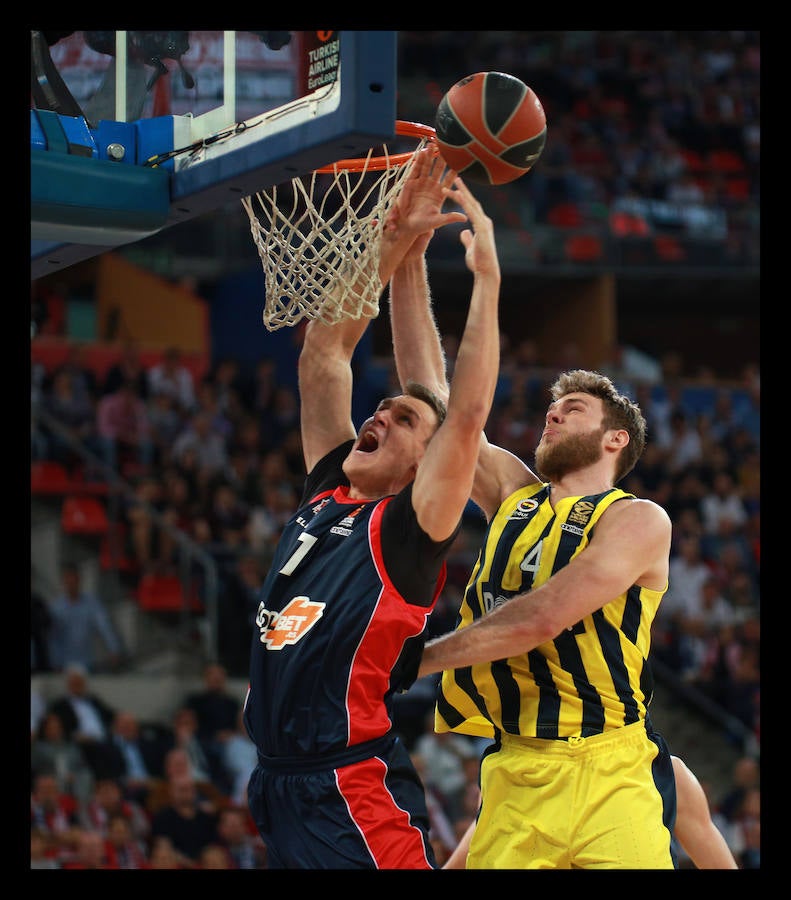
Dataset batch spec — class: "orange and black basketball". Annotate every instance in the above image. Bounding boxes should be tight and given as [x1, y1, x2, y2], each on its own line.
[434, 72, 547, 185]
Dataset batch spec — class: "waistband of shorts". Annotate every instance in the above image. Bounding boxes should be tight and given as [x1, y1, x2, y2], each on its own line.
[256, 733, 396, 773]
[499, 720, 648, 755]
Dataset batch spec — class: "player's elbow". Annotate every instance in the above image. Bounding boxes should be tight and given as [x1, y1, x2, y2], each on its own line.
[448, 398, 493, 435]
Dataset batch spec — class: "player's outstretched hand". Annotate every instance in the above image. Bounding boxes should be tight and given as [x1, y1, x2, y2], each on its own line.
[382, 148, 467, 252]
[444, 176, 500, 282]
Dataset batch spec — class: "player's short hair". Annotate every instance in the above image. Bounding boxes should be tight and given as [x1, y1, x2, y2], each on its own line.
[404, 380, 447, 429]
[550, 369, 647, 483]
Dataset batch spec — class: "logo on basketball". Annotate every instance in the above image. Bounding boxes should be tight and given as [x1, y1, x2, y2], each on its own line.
[256, 596, 325, 649]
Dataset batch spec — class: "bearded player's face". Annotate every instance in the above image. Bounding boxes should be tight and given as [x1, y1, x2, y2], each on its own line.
[534, 393, 606, 481]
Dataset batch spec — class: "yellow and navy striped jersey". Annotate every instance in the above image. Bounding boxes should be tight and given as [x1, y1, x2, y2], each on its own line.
[435, 482, 667, 741]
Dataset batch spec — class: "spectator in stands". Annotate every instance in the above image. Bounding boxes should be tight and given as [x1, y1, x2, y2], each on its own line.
[662, 534, 712, 622]
[47, 564, 122, 673]
[31, 588, 53, 673]
[41, 368, 99, 468]
[31, 684, 46, 738]
[96, 377, 155, 476]
[168, 706, 217, 786]
[31, 711, 95, 806]
[149, 773, 220, 865]
[102, 339, 149, 399]
[667, 170, 706, 206]
[222, 444, 262, 508]
[147, 389, 185, 469]
[700, 470, 749, 537]
[721, 616, 760, 735]
[145, 746, 227, 819]
[661, 407, 704, 473]
[30, 825, 61, 869]
[80, 776, 150, 844]
[413, 711, 477, 822]
[219, 708, 258, 807]
[98, 710, 165, 804]
[61, 828, 118, 869]
[209, 356, 249, 417]
[731, 786, 760, 869]
[105, 813, 150, 869]
[249, 356, 277, 419]
[245, 480, 297, 555]
[203, 481, 250, 548]
[195, 376, 234, 442]
[261, 384, 301, 448]
[708, 539, 758, 602]
[121, 472, 178, 574]
[199, 842, 234, 868]
[216, 806, 268, 869]
[718, 755, 760, 825]
[171, 409, 229, 482]
[726, 569, 760, 623]
[147, 834, 193, 869]
[217, 552, 264, 677]
[148, 346, 196, 415]
[30, 772, 82, 862]
[47, 663, 116, 776]
[183, 663, 241, 787]
[410, 750, 457, 865]
[50, 342, 98, 405]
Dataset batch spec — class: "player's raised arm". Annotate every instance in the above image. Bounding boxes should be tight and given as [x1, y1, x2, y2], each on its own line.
[410, 177, 501, 542]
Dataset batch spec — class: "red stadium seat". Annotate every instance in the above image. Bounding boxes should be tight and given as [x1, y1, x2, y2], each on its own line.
[679, 148, 705, 173]
[547, 202, 583, 228]
[60, 495, 110, 536]
[31, 461, 71, 495]
[565, 234, 604, 263]
[707, 150, 746, 174]
[654, 235, 686, 262]
[136, 573, 203, 613]
[99, 523, 137, 573]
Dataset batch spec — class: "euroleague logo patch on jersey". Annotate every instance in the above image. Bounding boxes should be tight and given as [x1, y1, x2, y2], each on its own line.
[256, 596, 325, 649]
[508, 497, 539, 519]
[330, 505, 365, 537]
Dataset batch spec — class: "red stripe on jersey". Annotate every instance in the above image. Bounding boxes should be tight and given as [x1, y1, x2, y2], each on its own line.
[345, 501, 433, 745]
[336, 756, 433, 869]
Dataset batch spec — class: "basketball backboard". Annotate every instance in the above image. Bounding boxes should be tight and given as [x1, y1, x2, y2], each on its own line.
[31, 30, 398, 279]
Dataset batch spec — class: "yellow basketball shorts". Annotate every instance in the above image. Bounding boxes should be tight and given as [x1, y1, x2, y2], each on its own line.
[468, 721, 677, 869]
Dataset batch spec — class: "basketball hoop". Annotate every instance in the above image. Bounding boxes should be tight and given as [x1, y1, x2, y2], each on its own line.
[242, 121, 436, 331]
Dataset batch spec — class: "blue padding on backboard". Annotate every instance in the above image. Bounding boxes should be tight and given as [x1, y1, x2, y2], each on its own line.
[135, 116, 178, 169]
[31, 149, 170, 242]
[31, 109, 97, 158]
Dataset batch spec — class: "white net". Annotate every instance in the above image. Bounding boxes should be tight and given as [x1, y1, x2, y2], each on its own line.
[242, 131, 432, 331]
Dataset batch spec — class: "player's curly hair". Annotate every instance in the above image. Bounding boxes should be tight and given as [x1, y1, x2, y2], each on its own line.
[550, 369, 646, 483]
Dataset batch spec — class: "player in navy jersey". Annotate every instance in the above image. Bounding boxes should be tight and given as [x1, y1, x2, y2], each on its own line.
[244, 150, 503, 869]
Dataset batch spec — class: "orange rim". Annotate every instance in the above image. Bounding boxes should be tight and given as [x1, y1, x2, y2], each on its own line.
[316, 120, 436, 173]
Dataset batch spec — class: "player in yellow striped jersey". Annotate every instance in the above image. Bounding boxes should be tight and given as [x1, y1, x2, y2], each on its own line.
[387, 192, 675, 867]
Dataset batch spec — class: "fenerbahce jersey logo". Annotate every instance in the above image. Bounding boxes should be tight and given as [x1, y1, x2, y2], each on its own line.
[255, 597, 325, 650]
[508, 498, 539, 519]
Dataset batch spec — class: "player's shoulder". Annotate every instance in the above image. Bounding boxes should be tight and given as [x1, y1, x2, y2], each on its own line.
[609, 494, 672, 532]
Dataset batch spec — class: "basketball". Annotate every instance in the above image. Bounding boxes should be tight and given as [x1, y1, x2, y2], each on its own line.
[434, 72, 547, 185]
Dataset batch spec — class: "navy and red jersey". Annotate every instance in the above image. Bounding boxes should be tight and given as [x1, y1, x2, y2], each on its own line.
[244, 440, 458, 758]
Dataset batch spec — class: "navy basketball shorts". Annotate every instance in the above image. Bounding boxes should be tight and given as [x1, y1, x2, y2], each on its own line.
[247, 735, 437, 869]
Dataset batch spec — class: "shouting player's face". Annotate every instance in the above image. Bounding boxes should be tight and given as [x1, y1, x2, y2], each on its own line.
[343, 395, 440, 498]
